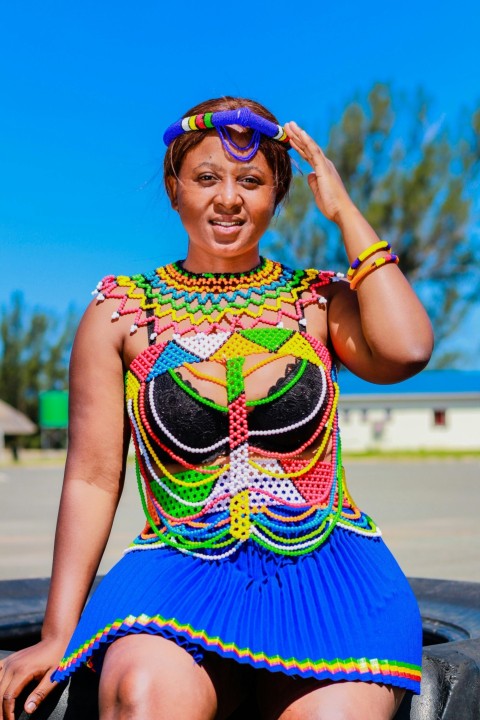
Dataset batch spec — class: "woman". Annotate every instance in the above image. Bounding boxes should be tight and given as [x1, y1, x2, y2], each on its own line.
[0, 97, 433, 720]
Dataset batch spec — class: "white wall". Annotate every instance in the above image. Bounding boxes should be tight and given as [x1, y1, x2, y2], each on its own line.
[338, 407, 480, 451]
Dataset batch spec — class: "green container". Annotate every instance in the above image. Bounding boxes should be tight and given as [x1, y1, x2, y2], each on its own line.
[39, 391, 69, 429]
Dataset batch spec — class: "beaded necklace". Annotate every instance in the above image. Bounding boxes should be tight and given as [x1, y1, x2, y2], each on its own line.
[93, 257, 336, 336]
[94, 258, 380, 559]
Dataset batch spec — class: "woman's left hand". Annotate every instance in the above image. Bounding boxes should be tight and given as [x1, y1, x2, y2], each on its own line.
[284, 121, 355, 224]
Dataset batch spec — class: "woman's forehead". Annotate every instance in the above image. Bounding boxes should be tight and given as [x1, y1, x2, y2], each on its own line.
[181, 133, 271, 171]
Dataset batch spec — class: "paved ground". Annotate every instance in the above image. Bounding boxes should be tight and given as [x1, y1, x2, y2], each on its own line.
[0, 459, 479, 582]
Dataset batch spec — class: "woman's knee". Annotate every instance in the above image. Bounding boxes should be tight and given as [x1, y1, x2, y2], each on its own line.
[99, 635, 218, 720]
[106, 664, 152, 712]
[269, 679, 402, 720]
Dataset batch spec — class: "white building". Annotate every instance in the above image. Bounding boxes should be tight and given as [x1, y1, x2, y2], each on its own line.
[338, 370, 480, 452]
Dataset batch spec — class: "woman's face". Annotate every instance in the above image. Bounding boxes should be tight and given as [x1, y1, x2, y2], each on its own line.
[168, 131, 277, 266]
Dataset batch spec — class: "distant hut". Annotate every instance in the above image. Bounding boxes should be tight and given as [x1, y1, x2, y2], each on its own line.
[0, 400, 37, 459]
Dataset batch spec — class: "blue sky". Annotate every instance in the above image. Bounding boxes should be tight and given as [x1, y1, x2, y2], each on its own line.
[1, 1, 479, 363]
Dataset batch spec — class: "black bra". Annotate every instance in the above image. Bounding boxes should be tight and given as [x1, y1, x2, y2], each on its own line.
[144, 359, 329, 464]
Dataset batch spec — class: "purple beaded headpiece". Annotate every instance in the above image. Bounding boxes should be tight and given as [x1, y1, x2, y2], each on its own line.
[163, 107, 290, 162]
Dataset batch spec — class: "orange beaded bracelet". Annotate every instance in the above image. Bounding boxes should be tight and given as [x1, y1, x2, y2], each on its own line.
[349, 253, 399, 290]
[346, 241, 391, 280]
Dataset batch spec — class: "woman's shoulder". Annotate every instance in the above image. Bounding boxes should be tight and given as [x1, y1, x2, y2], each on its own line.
[92, 267, 160, 299]
[90, 266, 163, 335]
[276, 259, 346, 294]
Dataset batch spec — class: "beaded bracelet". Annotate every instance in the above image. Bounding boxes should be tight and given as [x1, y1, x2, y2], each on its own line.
[346, 240, 391, 280]
[349, 253, 399, 290]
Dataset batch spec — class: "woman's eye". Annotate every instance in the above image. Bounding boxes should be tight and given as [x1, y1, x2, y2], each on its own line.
[198, 174, 217, 182]
[240, 176, 261, 186]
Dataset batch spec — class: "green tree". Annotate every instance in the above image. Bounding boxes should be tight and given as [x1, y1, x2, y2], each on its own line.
[268, 84, 480, 367]
[0, 293, 77, 437]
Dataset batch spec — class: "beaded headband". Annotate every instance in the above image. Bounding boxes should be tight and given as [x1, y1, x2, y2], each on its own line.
[163, 107, 290, 162]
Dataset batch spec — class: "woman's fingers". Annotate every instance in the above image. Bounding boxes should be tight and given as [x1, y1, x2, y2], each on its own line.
[0, 649, 59, 720]
[1, 670, 57, 720]
[287, 136, 309, 162]
[307, 171, 322, 203]
[284, 121, 354, 222]
[0, 661, 14, 720]
[284, 121, 328, 170]
[24, 673, 58, 715]
[0, 666, 27, 720]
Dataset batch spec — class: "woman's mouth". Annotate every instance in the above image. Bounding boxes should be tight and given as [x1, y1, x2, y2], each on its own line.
[210, 220, 244, 227]
[209, 219, 245, 235]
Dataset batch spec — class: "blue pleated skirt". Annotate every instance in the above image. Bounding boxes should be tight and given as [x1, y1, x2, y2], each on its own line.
[52, 529, 422, 693]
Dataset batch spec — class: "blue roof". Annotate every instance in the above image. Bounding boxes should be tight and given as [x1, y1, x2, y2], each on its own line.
[339, 370, 480, 396]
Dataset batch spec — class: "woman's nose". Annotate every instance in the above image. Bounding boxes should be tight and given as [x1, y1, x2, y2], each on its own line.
[214, 178, 242, 209]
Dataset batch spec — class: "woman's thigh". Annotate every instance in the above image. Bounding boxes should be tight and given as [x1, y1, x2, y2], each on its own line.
[99, 634, 249, 720]
[256, 671, 405, 720]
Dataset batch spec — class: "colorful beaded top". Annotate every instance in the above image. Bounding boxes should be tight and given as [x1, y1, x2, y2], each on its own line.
[93, 258, 379, 559]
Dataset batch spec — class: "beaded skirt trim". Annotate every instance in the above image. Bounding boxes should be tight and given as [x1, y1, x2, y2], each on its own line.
[55, 612, 421, 684]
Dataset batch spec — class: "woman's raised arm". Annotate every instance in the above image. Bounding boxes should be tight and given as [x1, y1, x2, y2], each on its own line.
[284, 121, 434, 383]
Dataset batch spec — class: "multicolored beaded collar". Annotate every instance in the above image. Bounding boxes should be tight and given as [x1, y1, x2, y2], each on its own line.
[163, 107, 290, 162]
[93, 258, 339, 336]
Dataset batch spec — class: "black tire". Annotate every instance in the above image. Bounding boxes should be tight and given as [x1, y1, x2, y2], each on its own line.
[1, 577, 480, 719]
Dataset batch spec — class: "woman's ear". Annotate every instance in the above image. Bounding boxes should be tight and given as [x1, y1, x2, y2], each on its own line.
[166, 177, 178, 210]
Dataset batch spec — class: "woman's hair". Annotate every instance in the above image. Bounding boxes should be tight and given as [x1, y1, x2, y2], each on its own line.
[163, 96, 292, 207]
